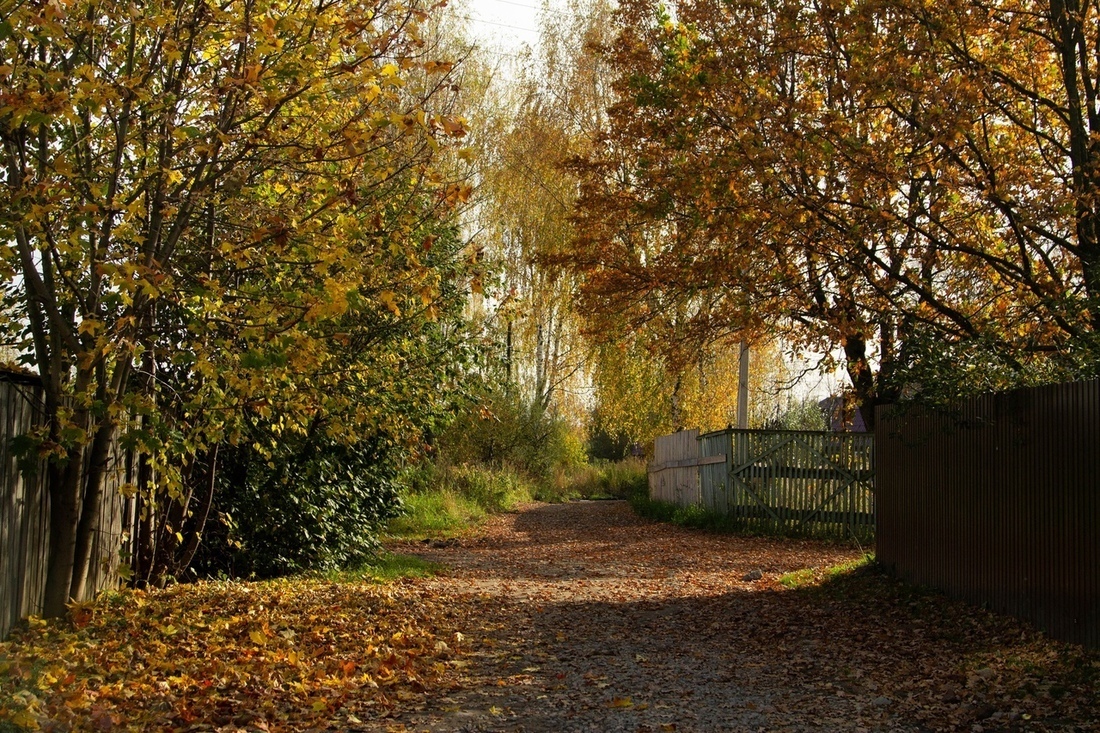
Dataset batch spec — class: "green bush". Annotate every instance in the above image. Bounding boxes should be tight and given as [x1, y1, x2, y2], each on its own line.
[436, 390, 587, 481]
[193, 436, 403, 579]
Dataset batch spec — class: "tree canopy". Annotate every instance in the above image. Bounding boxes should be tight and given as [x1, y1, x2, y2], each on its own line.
[1, 0, 475, 613]
[565, 0, 1100, 425]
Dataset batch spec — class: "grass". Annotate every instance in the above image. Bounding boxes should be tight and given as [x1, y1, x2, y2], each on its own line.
[318, 551, 441, 583]
[386, 462, 538, 539]
[386, 489, 490, 538]
[628, 490, 875, 544]
[629, 491, 751, 533]
[386, 458, 648, 539]
[778, 555, 874, 589]
[535, 458, 648, 502]
[778, 567, 818, 588]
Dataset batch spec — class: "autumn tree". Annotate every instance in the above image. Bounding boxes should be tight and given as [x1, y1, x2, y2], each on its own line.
[0, 0, 472, 614]
[589, 334, 789, 445]
[566, 0, 1100, 427]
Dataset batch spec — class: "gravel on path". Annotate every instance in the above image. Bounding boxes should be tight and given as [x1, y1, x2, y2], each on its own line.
[381, 501, 1097, 733]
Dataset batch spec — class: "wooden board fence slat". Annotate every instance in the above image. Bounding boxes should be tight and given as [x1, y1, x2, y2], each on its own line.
[648, 427, 875, 539]
[0, 376, 136, 639]
[650, 430, 701, 505]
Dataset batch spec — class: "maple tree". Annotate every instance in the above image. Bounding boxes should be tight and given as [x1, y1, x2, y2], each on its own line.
[566, 0, 1100, 426]
[0, 0, 473, 614]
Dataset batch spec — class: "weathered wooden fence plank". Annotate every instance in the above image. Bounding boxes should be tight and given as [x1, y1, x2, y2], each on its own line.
[648, 428, 874, 539]
[650, 430, 701, 505]
[0, 374, 135, 639]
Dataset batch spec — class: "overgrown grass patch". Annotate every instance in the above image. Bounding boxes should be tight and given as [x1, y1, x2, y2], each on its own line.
[318, 551, 441, 583]
[778, 555, 874, 589]
[629, 492, 748, 533]
[629, 489, 874, 545]
[387, 459, 648, 539]
[778, 567, 817, 588]
[535, 458, 647, 502]
[386, 463, 537, 539]
[387, 487, 487, 538]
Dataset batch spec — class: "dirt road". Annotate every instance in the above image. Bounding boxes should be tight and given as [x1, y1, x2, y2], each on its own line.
[384, 501, 1096, 733]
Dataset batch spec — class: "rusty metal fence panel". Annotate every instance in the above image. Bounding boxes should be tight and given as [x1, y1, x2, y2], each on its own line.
[875, 379, 1100, 649]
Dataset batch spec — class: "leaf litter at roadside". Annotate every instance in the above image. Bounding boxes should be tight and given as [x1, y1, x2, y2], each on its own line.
[0, 579, 471, 731]
[389, 502, 1099, 732]
[3, 501, 1098, 732]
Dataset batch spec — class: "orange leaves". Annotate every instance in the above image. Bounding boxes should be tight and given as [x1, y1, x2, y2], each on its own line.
[442, 182, 472, 205]
[379, 290, 402, 316]
[0, 579, 470, 731]
[423, 60, 454, 75]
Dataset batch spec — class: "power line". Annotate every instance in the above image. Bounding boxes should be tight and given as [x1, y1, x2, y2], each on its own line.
[482, 0, 572, 16]
[458, 13, 539, 34]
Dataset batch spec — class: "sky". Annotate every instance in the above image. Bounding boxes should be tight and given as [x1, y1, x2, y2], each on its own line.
[461, 0, 546, 54]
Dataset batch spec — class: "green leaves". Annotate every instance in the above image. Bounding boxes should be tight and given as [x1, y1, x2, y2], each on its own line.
[1, 0, 481, 603]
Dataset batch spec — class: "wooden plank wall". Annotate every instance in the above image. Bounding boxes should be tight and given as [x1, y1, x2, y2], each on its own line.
[649, 429, 701, 505]
[876, 379, 1100, 649]
[699, 431, 732, 512]
[0, 377, 49, 640]
[0, 376, 135, 639]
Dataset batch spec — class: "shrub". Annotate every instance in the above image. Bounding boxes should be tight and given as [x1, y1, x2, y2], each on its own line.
[387, 462, 537, 538]
[192, 436, 403, 579]
[436, 390, 586, 481]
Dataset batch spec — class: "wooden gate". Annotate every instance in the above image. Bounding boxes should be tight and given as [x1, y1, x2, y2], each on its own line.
[662, 429, 874, 539]
[703, 429, 874, 538]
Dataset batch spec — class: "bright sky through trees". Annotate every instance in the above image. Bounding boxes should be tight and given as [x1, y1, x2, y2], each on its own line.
[465, 0, 543, 50]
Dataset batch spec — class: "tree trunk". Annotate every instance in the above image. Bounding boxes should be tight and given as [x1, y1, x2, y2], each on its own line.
[42, 455, 83, 618]
[68, 419, 118, 602]
[843, 333, 877, 432]
[173, 446, 220, 577]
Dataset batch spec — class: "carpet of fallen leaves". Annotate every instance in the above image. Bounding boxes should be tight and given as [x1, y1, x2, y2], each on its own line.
[3, 500, 1098, 732]
[386, 501, 1098, 732]
[0, 579, 468, 732]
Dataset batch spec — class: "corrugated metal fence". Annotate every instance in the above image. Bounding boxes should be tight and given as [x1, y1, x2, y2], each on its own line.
[0, 373, 135, 639]
[875, 379, 1100, 649]
[649, 428, 875, 539]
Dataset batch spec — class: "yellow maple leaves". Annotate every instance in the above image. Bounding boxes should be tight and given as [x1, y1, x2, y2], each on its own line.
[0, 577, 471, 730]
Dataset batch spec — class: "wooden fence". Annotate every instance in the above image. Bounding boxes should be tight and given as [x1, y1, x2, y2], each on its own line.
[649, 428, 875, 539]
[0, 373, 135, 639]
[650, 430, 704, 504]
[876, 379, 1100, 649]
